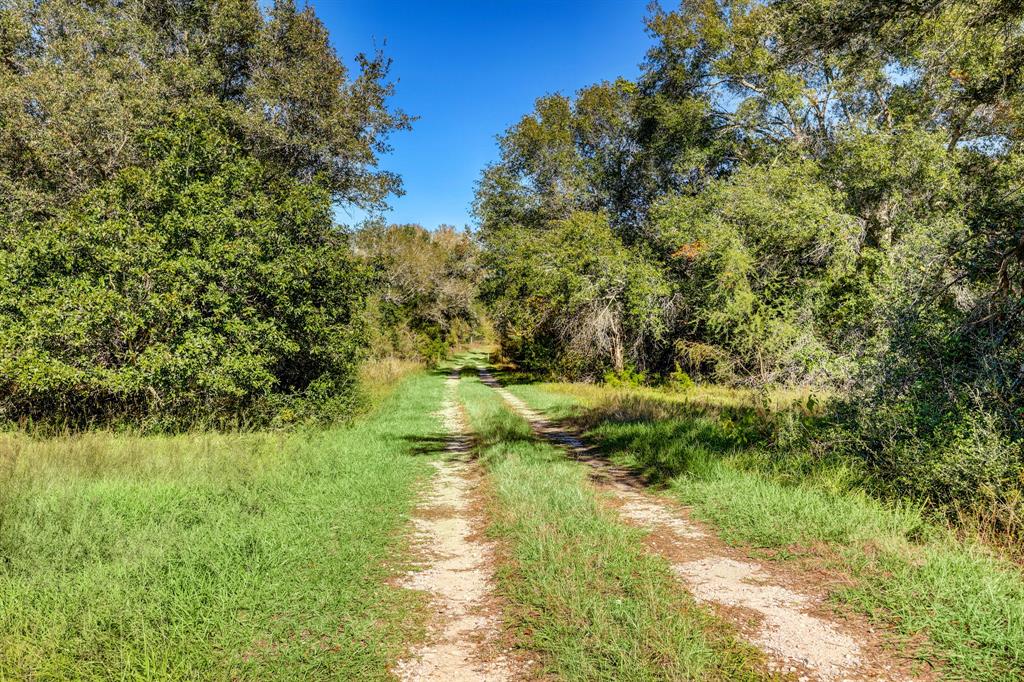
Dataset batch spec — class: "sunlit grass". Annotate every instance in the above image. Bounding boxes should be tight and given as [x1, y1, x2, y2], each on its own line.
[503, 377, 1024, 681]
[499, 375, 822, 416]
[0, 370, 445, 680]
[458, 372, 767, 681]
[358, 355, 424, 404]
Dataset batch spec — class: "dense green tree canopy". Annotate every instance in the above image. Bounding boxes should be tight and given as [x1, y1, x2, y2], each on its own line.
[354, 222, 484, 363]
[476, 0, 1024, 523]
[0, 0, 410, 428]
[0, 0, 409, 221]
[1, 118, 367, 427]
[652, 161, 859, 384]
[482, 210, 669, 376]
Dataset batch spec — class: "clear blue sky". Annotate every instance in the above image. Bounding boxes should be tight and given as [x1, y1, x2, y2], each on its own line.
[315, 1, 657, 229]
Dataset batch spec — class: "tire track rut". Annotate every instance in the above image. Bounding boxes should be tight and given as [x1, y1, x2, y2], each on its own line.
[393, 371, 516, 682]
[479, 369, 920, 682]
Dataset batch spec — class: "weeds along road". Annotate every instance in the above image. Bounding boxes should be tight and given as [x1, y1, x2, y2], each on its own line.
[475, 367, 906, 682]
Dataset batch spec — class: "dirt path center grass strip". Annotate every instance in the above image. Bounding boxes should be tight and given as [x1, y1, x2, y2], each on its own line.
[393, 369, 516, 681]
[456, 371, 767, 681]
[503, 379, 1024, 682]
[482, 371, 916, 682]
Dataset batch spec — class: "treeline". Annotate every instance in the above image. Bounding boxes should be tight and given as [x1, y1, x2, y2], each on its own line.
[0, 0, 478, 429]
[477, 1, 1023, 529]
[356, 222, 485, 364]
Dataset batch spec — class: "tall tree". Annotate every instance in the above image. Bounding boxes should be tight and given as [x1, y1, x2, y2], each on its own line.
[476, 0, 1024, 518]
[0, 0, 410, 428]
[354, 222, 483, 362]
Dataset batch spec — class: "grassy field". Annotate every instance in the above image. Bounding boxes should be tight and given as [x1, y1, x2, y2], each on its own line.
[456, 370, 768, 681]
[8, 350, 1022, 681]
[0, 366, 444, 680]
[500, 377, 1024, 681]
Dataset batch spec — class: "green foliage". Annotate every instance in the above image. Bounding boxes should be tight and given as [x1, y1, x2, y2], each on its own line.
[481, 211, 670, 378]
[0, 0, 410, 223]
[667, 363, 696, 391]
[475, 0, 1024, 531]
[354, 223, 484, 365]
[602, 365, 648, 388]
[474, 80, 666, 234]
[653, 161, 858, 384]
[0, 117, 367, 429]
[0, 0, 411, 428]
[841, 403, 1024, 519]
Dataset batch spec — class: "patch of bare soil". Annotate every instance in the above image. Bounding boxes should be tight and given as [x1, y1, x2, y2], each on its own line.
[479, 370, 929, 682]
[392, 371, 519, 682]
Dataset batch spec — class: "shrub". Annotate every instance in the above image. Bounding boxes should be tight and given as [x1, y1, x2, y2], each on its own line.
[0, 118, 368, 430]
[667, 363, 696, 391]
[481, 211, 671, 379]
[603, 365, 648, 388]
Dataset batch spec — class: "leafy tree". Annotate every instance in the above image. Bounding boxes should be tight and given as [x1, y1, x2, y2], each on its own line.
[0, 0, 410, 223]
[474, 78, 719, 242]
[476, 0, 1024, 527]
[0, 0, 409, 428]
[0, 117, 368, 428]
[652, 161, 859, 384]
[354, 223, 483, 363]
[482, 211, 669, 377]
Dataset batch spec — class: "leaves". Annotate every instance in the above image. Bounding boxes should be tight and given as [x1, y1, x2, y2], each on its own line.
[0, 0, 414, 428]
[475, 0, 1024, 516]
[0, 112, 367, 429]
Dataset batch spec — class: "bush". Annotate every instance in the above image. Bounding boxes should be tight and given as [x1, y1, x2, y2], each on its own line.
[845, 403, 1024, 509]
[651, 162, 858, 387]
[0, 118, 368, 430]
[667, 363, 696, 391]
[603, 365, 648, 388]
[481, 211, 671, 379]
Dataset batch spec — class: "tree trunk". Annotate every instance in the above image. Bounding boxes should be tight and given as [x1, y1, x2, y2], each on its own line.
[611, 321, 625, 373]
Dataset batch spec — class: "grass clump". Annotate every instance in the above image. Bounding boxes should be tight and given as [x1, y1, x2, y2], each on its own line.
[0, 370, 446, 680]
[457, 372, 767, 681]
[358, 356, 425, 405]
[504, 379, 1024, 682]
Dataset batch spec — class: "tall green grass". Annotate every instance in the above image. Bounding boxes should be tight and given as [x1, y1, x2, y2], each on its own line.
[504, 379, 1024, 681]
[0, 370, 446, 680]
[457, 373, 767, 681]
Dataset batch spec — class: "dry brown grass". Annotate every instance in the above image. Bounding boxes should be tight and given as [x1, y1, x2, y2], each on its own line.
[539, 382, 826, 427]
[359, 356, 424, 404]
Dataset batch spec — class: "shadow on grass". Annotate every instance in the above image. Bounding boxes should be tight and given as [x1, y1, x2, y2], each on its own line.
[474, 414, 539, 451]
[399, 422, 540, 460]
[583, 417, 741, 486]
[491, 368, 544, 386]
[533, 391, 799, 487]
[400, 434, 452, 457]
